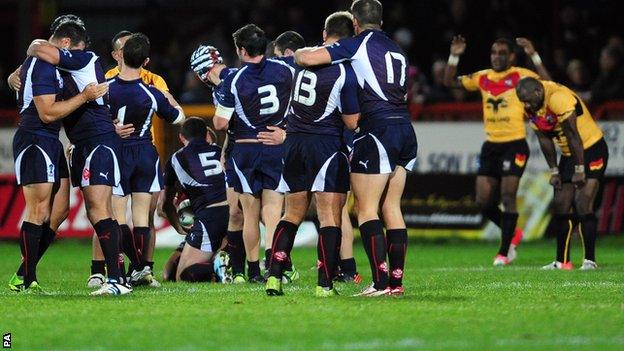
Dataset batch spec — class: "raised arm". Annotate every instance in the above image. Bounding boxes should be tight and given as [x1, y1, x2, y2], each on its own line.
[27, 40, 61, 65]
[516, 37, 552, 81]
[443, 35, 467, 89]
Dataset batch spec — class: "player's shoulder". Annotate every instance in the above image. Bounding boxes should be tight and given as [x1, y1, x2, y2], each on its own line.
[266, 57, 296, 73]
[511, 66, 538, 78]
[464, 69, 490, 80]
[141, 69, 169, 91]
[105, 67, 119, 79]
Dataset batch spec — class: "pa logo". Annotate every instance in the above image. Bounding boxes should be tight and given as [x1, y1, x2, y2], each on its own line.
[3, 333, 11, 348]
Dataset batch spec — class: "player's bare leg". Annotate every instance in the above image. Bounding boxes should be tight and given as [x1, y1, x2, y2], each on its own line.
[380, 167, 408, 294]
[351, 172, 390, 292]
[542, 184, 576, 270]
[146, 192, 159, 274]
[335, 197, 361, 283]
[226, 188, 245, 280]
[475, 175, 501, 226]
[176, 244, 214, 282]
[239, 193, 263, 281]
[261, 189, 284, 267]
[575, 179, 601, 269]
[314, 191, 346, 295]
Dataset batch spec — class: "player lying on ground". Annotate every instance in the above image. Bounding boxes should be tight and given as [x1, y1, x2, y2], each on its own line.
[443, 35, 552, 266]
[516, 77, 608, 270]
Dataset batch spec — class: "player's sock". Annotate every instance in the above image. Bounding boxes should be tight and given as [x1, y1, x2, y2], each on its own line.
[19, 221, 43, 287]
[120, 224, 141, 272]
[555, 214, 574, 263]
[579, 213, 598, 261]
[484, 206, 502, 228]
[247, 260, 261, 278]
[17, 222, 56, 277]
[134, 226, 151, 266]
[359, 220, 389, 290]
[387, 228, 407, 288]
[147, 261, 154, 271]
[283, 226, 298, 272]
[179, 263, 214, 282]
[226, 230, 245, 275]
[498, 212, 518, 256]
[93, 218, 123, 282]
[91, 260, 106, 275]
[264, 248, 271, 268]
[340, 257, 357, 275]
[268, 220, 299, 279]
[317, 227, 340, 289]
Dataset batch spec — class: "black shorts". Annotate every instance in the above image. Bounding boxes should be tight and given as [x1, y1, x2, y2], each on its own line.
[559, 138, 608, 183]
[350, 124, 418, 174]
[185, 205, 228, 253]
[12, 129, 69, 185]
[70, 133, 122, 188]
[477, 139, 529, 178]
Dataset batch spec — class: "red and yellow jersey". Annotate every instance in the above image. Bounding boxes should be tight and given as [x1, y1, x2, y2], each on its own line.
[527, 81, 603, 156]
[105, 67, 169, 92]
[460, 66, 538, 143]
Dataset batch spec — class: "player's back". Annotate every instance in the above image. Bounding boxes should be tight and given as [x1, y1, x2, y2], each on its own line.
[167, 140, 226, 213]
[17, 56, 63, 137]
[219, 58, 294, 139]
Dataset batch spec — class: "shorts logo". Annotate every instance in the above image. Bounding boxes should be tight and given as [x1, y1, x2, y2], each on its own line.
[99, 172, 109, 180]
[378, 261, 389, 273]
[502, 160, 511, 171]
[514, 153, 527, 167]
[392, 268, 403, 279]
[48, 164, 55, 178]
[82, 168, 90, 180]
[589, 158, 604, 171]
[358, 160, 370, 170]
[273, 251, 287, 262]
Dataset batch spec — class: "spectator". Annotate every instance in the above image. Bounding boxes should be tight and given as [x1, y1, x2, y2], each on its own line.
[566, 59, 591, 102]
[425, 59, 456, 103]
[590, 45, 624, 105]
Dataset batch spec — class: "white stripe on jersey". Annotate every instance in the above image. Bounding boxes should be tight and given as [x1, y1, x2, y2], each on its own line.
[58, 52, 105, 105]
[350, 32, 388, 101]
[20, 58, 38, 114]
[267, 58, 295, 77]
[230, 66, 255, 129]
[138, 83, 157, 137]
[315, 63, 346, 122]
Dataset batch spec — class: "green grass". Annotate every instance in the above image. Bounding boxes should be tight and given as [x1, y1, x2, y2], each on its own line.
[1, 237, 623, 350]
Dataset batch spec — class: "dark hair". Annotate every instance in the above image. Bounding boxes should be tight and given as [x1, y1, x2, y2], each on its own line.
[492, 38, 515, 52]
[52, 21, 87, 47]
[232, 24, 267, 57]
[265, 41, 277, 58]
[325, 11, 355, 39]
[515, 77, 542, 95]
[274, 31, 306, 55]
[123, 33, 150, 69]
[50, 14, 85, 32]
[181, 117, 208, 141]
[112, 30, 133, 50]
[351, 0, 383, 27]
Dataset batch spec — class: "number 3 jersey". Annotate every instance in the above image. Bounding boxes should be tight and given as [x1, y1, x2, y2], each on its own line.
[163, 140, 226, 213]
[214, 57, 294, 139]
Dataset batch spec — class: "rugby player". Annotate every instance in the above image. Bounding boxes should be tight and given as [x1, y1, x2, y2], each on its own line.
[516, 78, 608, 270]
[213, 24, 295, 283]
[160, 117, 230, 282]
[443, 36, 551, 265]
[295, 0, 418, 296]
[107, 33, 185, 286]
[264, 12, 359, 297]
[7, 17, 106, 292]
[27, 17, 131, 295]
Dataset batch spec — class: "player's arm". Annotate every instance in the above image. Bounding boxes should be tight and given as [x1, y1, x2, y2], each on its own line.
[340, 64, 361, 130]
[212, 77, 235, 131]
[34, 82, 108, 123]
[560, 112, 586, 187]
[516, 38, 552, 81]
[157, 89, 185, 125]
[443, 35, 467, 89]
[7, 66, 21, 91]
[161, 185, 187, 235]
[294, 47, 332, 67]
[534, 129, 561, 189]
[27, 40, 61, 65]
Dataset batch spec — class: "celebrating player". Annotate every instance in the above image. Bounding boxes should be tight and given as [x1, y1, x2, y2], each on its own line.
[160, 117, 230, 283]
[443, 36, 551, 265]
[107, 33, 185, 286]
[213, 24, 295, 283]
[264, 12, 359, 297]
[516, 78, 608, 270]
[295, 0, 417, 296]
[27, 16, 131, 295]
[7, 17, 106, 292]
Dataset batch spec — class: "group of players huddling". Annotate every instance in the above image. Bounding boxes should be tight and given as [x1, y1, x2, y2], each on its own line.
[6, 0, 608, 296]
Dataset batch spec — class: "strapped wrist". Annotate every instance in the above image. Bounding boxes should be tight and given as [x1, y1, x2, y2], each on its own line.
[531, 52, 542, 66]
[447, 54, 460, 66]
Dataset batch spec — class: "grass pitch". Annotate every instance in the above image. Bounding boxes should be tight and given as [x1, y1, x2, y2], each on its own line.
[0, 237, 623, 350]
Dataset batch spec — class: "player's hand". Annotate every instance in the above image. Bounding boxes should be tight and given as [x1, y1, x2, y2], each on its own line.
[549, 173, 562, 190]
[82, 82, 108, 102]
[257, 126, 286, 145]
[113, 119, 135, 138]
[516, 37, 536, 56]
[8, 67, 22, 91]
[450, 35, 466, 55]
[572, 169, 586, 188]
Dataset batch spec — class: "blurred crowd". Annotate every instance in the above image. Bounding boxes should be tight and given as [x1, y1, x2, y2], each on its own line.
[1, 0, 623, 110]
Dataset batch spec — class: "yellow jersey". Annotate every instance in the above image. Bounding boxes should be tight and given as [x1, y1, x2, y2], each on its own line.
[461, 67, 539, 143]
[528, 81, 603, 156]
[105, 67, 169, 92]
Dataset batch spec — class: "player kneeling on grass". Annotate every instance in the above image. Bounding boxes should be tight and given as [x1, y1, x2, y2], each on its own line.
[160, 117, 231, 283]
[516, 77, 608, 270]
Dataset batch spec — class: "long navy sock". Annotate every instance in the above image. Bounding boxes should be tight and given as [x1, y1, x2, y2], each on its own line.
[91, 260, 106, 275]
[17, 222, 56, 277]
[93, 218, 123, 281]
[19, 221, 43, 287]
[226, 230, 245, 275]
[317, 227, 340, 289]
[387, 228, 407, 288]
[120, 224, 141, 272]
[499, 212, 518, 256]
[134, 226, 151, 265]
[268, 220, 299, 279]
[359, 220, 388, 290]
[580, 214, 598, 261]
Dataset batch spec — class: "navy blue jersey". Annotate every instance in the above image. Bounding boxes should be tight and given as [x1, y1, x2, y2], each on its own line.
[108, 77, 182, 143]
[287, 62, 359, 136]
[56, 49, 114, 143]
[326, 29, 410, 131]
[215, 57, 294, 139]
[17, 57, 64, 137]
[213, 67, 239, 142]
[164, 140, 226, 213]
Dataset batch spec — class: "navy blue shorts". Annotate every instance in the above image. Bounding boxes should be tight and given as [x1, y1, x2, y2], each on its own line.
[185, 205, 229, 253]
[224, 157, 240, 190]
[70, 133, 121, 188]
[13, 129, 69, 185]
[351, 124, 418, 174]
[229, 143, 284, 194]
[282, 133, 350, 193]
[113, 142, 162, 196]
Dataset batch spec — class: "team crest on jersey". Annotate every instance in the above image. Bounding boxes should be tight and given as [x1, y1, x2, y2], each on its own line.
[589, 158, 604, 171]
[82, 168, 90, 180]
[529, 110, 558, 132]
[514, 153, 527, 167]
